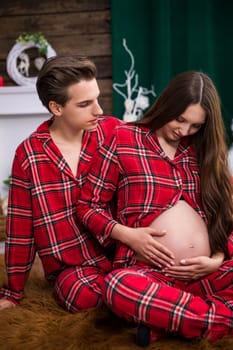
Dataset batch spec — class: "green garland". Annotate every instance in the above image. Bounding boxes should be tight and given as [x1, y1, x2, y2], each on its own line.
[3, 177, 10, 187]
[16, 32, 48, 55]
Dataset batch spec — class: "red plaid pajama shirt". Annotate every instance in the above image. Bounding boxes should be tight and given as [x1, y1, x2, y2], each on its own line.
[0, 115, 122, 312]
[77, 123, 233, 340]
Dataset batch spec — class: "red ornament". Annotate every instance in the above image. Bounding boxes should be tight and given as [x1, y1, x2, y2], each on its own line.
[0, 76, 4, 86]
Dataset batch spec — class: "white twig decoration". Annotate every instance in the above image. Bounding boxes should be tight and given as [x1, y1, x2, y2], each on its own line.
[113, 38, 156, 121]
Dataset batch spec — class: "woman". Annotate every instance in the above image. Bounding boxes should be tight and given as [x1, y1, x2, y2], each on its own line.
[77, 71, 233, 345]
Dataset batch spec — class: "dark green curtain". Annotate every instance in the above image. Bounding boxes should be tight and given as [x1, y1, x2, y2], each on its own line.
[111, 0, 233, 143]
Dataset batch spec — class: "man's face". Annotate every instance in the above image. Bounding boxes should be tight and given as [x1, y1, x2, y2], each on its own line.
[57, 78, 103, 132]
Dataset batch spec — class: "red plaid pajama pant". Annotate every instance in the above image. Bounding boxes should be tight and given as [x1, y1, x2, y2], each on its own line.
[104, 260, 233, 341]
[53, 265, 108, 313]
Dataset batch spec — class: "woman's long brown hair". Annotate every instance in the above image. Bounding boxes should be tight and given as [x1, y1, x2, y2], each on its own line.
[133, 71, 233, 258]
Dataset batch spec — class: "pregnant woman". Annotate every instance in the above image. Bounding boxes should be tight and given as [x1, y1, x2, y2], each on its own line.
[77, 71, 233, 345]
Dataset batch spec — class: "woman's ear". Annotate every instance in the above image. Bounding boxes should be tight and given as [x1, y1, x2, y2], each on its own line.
[49, 101, 63, 117]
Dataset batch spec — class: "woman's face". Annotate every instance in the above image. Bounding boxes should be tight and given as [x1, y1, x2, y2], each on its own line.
[157, 103, 206, 144]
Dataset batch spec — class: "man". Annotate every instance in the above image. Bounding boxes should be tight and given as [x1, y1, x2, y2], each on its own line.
[0, 55, 122, 313]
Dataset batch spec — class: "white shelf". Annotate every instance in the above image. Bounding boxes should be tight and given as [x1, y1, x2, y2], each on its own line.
[0, 86, 48, 115]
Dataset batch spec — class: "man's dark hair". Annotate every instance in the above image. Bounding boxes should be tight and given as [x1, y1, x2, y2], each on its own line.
[36, 55, 97, 112]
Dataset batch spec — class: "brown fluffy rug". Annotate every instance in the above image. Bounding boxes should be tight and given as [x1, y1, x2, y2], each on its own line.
[0, 255, 232, 350]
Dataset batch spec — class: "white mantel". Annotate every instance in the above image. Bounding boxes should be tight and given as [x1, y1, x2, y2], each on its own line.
[0, 86, 48, 115]
[0, 86, 50, 197]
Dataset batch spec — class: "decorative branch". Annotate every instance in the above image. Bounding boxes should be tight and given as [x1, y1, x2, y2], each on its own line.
[113, 38, 156, 122]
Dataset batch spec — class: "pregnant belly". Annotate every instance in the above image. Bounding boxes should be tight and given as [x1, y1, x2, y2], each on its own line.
[149, 200, 211, 265]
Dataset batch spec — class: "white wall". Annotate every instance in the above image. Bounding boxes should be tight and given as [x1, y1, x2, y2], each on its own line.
[0, 86, 50, 199]
[0, 114, 49, 198]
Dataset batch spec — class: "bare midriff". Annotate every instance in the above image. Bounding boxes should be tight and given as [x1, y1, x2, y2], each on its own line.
[137, 200, 211, 265]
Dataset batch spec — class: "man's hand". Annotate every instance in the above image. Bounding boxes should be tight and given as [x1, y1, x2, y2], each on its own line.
[0, 298, 16, 311]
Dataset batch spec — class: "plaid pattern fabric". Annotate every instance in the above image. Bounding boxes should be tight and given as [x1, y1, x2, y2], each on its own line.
[54, 265, 107, 313]
[78, 124, 222, 267]
[104, 261, 233, 341]
[0, 116, 122, 304]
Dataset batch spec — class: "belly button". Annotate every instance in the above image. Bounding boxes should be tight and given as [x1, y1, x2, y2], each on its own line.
[189, 244, 195, 248]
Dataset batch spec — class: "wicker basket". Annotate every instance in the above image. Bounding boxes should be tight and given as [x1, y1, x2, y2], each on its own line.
[0, 201, 6, 240]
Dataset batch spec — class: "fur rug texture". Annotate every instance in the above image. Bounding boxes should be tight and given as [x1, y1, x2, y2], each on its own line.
[0, 255, 233, 350]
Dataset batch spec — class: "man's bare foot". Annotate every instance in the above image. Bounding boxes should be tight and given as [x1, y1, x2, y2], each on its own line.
[0, 298, 16, 311]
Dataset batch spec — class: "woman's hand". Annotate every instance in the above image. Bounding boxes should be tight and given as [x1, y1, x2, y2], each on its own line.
[0, 298, 16, 311]
[162, 252, 224, 280]
[111, 224, 175, 268]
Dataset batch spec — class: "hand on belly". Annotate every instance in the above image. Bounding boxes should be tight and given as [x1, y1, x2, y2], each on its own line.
[149, 201, 211, 265]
